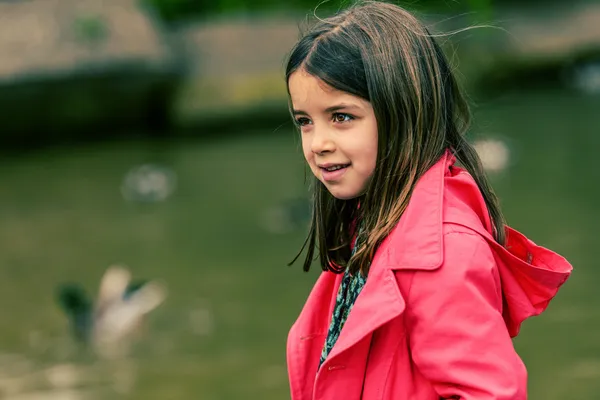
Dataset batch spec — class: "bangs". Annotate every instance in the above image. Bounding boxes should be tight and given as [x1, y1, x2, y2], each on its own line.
[286, 24, 369, 102]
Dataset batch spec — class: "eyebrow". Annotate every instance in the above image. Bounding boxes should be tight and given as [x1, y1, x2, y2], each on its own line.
[292, 103, 361, 116]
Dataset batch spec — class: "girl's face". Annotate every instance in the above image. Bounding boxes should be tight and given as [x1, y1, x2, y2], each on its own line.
[288, 69, 378, 200]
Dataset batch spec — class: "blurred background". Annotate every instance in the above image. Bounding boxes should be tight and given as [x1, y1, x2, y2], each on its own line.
[0, 0, 598, 399]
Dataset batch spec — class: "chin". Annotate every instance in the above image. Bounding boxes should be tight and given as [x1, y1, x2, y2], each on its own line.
[326, 187, 361, 201]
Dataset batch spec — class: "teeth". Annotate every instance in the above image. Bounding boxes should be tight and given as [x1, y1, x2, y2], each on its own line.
[326, 165, 346, 171]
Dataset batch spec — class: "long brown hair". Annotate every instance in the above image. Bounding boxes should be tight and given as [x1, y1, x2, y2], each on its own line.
[286, 1, 506, 275]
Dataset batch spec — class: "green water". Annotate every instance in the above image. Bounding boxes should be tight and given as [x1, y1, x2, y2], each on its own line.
[0, 88, 597, 399]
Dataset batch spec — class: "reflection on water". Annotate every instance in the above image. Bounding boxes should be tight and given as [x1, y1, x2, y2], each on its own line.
[0, 352, 136, 399]
[121, 165, 178, 204]
[473, 137, 511, 172]
[570, 60, 600, 94]
[0, 87, 598, 399]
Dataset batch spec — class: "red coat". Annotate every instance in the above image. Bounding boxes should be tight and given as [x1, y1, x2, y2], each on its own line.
[286, 152, 572, 400]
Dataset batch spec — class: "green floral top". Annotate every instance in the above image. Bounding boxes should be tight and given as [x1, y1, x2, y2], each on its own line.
[319, 227, 368, 368]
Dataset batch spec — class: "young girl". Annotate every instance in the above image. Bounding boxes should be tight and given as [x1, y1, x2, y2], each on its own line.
[284, 2, 572, 399]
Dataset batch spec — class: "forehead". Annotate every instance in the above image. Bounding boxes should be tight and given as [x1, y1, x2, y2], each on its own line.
[288, 69, 363, 108]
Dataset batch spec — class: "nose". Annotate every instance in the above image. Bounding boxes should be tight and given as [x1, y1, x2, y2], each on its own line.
[311, 126, 335, 155]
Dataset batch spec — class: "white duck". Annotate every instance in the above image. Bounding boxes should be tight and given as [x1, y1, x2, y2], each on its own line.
[57, 265, 166, 359]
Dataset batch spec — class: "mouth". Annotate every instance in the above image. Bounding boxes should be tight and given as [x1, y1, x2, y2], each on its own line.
[318, 163, 351, 182]
[319, 163, 351, 172]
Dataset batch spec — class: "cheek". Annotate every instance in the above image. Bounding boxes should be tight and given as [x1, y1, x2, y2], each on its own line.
[366, 125, 379, 171]
[301, 136, 313, 163]
[367, 144, 378, 169]
[356, 148, 377, 179]
[355, 129, 378, 173]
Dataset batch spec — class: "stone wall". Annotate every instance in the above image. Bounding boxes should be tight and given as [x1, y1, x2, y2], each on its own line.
[0, 0, 183, 143]
[0, 0, 598, 143]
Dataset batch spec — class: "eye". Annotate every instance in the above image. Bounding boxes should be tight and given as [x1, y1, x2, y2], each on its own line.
[295, 117, 312, 127]
[332, 113, 354, 123]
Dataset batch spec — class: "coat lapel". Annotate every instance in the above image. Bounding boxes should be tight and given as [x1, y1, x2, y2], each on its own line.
[320, 266, 405, 367]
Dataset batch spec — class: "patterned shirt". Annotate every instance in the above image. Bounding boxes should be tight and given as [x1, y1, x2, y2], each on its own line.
[319, 227, 368, 367]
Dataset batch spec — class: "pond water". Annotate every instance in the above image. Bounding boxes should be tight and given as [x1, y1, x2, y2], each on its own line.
[0, 86, 598, 399]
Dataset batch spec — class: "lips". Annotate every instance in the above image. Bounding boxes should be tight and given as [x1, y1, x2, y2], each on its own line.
[318, 163, 350, 182]
[319, 163, 350, 172]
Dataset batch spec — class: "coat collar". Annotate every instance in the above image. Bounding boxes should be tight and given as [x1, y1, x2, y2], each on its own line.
[384, 150, 455, 271]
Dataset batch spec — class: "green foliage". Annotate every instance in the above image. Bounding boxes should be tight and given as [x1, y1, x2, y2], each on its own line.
[73, 14, 109, 46]
[140, 0, 490, 22]
[466, 0, 494, 21]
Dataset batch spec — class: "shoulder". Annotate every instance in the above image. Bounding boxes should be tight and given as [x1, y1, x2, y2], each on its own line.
[377, 164, 497, 272]
[442, 167, 495, 238]
[405, 227, 503, 311]
[441, 224, 498, 277]
[439, 168, 500, 279]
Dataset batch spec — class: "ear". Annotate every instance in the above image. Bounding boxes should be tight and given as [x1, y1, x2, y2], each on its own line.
[124, 281, 167, 315]
[96, 265, 131, 309]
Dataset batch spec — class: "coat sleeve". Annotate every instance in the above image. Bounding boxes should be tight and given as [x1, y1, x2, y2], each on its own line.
[404, 231, 527, 399]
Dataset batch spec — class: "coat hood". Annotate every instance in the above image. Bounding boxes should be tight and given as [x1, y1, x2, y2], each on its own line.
[487, 225, 572, 337]
[443, 156, 573, 337]
[387, 151, 573, 337]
